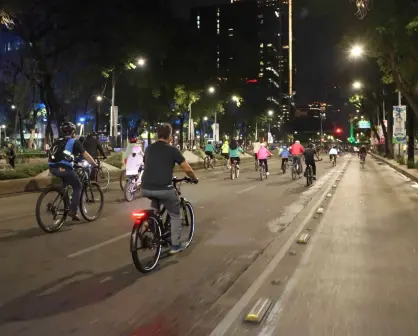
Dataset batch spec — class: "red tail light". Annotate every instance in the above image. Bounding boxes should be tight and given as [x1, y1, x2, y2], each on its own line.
[132, 212, 146, 219]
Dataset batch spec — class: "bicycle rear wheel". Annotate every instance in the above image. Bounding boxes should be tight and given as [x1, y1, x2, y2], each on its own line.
[204, 157, 210, 170]
[80, 181, 104, 221]
[36, 186, 68, 233]
[291, 167, 297, 180]
[181, 201, 196, 248]
[131, 216, 162, 273]
[230, 166, 236, 180]
[97, 166, 110, 190]
[124, 180, 136, 202]
[260, 166, 265, 181]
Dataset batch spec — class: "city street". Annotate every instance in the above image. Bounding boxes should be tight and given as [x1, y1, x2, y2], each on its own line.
[1, 156, 418, 335]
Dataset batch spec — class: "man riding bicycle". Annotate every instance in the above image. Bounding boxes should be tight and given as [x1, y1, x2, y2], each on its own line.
[304, 143, 321, 180]
[48, 122, 97, 221]
[140, 123, 199, 254]
[329, 145, 338, 164]
[359, 145, 367, 162]
[290, 140, 304, 176]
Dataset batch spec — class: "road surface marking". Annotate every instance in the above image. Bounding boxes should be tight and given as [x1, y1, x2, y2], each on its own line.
[99, 276, 113, 283]
[67, 232, 130, 258]
[209, 164, 342, 336]
[258, 163, 344, 336]
[237, 186, 256, 194]
[411, 183, 418, 189]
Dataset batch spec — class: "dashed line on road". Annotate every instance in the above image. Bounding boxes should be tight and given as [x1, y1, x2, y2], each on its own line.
[411, 183, 418, 189]
[237, 186, 256, 194]
[67, 232, 130, 258]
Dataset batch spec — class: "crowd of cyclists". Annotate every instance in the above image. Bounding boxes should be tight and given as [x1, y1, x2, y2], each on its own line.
[44, 121, 369, 255]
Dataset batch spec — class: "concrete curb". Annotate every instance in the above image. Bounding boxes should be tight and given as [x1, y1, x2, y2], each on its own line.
[0, 157, 256, 197]
[371, 153, 418, 183]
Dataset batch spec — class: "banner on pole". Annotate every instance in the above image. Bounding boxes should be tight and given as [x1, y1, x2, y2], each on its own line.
[392, 106, 406, 144]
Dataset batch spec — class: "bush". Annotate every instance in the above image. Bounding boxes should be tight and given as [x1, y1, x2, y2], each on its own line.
[0, 163, 49, 180]
[104, 152, 123, 169]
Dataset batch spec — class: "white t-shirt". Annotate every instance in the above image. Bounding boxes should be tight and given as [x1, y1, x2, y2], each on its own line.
[253, 142, 261, 154]
[329, 148, 338, 155]
[126, 153, 143, 175]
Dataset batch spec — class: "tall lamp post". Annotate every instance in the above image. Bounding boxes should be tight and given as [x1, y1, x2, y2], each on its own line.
[110, 57, 146, 141]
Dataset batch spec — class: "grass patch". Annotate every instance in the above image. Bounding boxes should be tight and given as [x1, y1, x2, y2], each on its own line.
[0, 163, 49, 180]
[104, 152, 123, 169]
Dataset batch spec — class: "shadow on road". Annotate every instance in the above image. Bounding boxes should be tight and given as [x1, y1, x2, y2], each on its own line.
[0, 261, 174, 323]
[0, 227, 70, 243]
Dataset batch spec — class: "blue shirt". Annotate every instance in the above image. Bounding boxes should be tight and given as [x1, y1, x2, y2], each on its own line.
[205, 144, 215, 152]
[280, 149, 290, 158]
[229, 147, 244, 158]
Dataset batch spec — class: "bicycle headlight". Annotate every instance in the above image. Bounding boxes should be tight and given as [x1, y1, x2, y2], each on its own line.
[82, 160, 90, 167]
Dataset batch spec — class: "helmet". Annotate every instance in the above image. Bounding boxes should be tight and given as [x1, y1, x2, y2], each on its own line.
[91, 132, 98, 137]
[61, 122, 76, 135]
[295, 140, 300, 144]
[282, 145, 287, 149]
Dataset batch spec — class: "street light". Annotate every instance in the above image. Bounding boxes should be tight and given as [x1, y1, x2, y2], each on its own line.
[268, 110, 274, 116]
[349, 44, 364, 58]
[137, 58, 146, 67]
[203, 116, 208, 121]
[232, 95, 239, 102]
[352, 81, 363, 90]
[208, 86, 215, 94]
[11, 105, 16, 110]
[96, 96, 103, 102]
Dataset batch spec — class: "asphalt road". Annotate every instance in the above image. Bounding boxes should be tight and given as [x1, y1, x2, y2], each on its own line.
[0, 157, 349, 335]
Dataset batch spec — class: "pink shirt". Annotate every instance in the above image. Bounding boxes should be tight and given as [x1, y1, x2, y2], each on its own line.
[257, 147, 271, 160]
[290, 143, 305, 155]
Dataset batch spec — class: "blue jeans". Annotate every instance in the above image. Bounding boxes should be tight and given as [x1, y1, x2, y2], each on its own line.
[50, 166, 82, 214]
[292, 156, 303, 174]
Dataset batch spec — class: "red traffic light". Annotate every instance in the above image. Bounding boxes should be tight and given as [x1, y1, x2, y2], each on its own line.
[336, 128, 342, 134]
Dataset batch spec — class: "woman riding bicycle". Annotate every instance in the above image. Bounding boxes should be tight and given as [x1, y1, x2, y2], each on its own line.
[229, 139, 244, 169]
[204, 141, 216, 161]
[257, 143, 272, 176]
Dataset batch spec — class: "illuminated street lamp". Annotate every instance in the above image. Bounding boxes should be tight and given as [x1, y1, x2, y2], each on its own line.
[349, 44, 364, 58]
[352, 81, 363, 90]
[268, 110, 274, 116]
[232, 95, 239, 102]
[11, 105, 16, 110]
[208, 86, 215, 94]
[96, 96, 103, 102]
[137, 57, 146, 67]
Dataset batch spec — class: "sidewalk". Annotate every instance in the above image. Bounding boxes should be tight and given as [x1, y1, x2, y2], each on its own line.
[371, 153, 418, 182]
[268, 156, 418, 335]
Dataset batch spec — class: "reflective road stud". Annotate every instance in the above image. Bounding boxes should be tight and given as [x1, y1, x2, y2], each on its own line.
[297, 232, 310, 244]
[244, 298, 272, 323]
[332, 184, 337, 188]
[326, 193, 332, 198]
[316, 207, 324, 214]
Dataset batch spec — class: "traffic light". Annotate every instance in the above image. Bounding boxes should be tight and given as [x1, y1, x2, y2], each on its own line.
[336, 128, 342, 134]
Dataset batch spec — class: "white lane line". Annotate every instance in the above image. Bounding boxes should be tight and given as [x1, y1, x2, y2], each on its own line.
[411, 183, 418, 189]
[209, 166, 341, 336]
[67, 232, 130, 258]
[237, 186, 256, 194]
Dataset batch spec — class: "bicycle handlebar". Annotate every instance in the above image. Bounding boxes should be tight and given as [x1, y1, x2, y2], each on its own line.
[172, 176, 198, 187]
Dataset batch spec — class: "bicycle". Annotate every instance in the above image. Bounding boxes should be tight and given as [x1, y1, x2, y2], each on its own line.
[119, 168, 126, 191]
[291, 158, 300, 180]
[281, 159, 289, 174]
[254, 158, 259, 172]
[305, 159, 322, 187]
[124, 165, 144, 202]
[130, 177, 196, 273]
[230, 159, 239, 180]
[360, 154, 366, 169]
[204, 155, 216, 170]
[222, 156, 229, 171]
[93, 158, 110, 190]
[332, 155, 337, 167]
[35, 161, 104, 233]
[259, 160, 267, 181]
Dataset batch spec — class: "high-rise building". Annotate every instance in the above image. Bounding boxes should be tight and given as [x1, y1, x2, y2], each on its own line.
[191, 0, 290, 120]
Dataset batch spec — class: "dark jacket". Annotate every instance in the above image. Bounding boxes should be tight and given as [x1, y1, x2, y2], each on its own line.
[83, 137, 106, 158]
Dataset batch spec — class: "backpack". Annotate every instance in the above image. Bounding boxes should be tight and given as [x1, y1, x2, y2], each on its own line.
[48, 137, 76, 167]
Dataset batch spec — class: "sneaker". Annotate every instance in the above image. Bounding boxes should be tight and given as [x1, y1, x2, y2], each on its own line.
[170, 243, 187, 255]
[266, 172, 270, 176]
[313, 176, 317, 180]
[68, 212, 82, 222]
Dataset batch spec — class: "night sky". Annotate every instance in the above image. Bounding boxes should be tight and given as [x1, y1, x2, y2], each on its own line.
[170, 0, 340, 106]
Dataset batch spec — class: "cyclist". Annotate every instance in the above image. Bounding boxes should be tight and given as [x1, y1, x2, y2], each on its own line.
[304, 143, 321, 180]
[140, 123, 198, 254]
[48, 122, 97, 221]
[257, 143, 272, 175]
[83, 132, 107, 180]
[229, 139, 244, 169]
[204, 140, 216, 163]
[252, 140, 261, 163]
[359, 145, 367, 162]
[280, 145, 291, 173]
[329, 145, 338, 164]
[221, 140, 230, 168]
[290, 140, 304, 176]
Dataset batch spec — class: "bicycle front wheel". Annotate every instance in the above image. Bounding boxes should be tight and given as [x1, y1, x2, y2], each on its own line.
[36, 186, 68, 233]
[181, 201, 196, 248]
[97, 166, 110, 190]
[80, 181, 104, 221]
[291, 167, 297, 180]
[131, 216, 162, 273]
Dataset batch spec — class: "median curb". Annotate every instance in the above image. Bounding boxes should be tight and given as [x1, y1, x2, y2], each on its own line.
[0, 157, 257, 197]
[371, 153, 418, 183]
